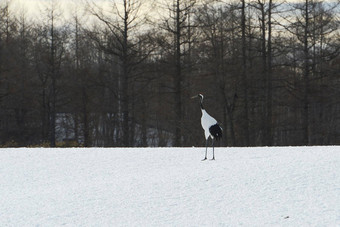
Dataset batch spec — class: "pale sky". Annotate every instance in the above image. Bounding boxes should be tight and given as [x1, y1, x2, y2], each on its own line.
[11, 0, 91, 20]
[9, 0, 157, 25]
[7, 0, 338, 26]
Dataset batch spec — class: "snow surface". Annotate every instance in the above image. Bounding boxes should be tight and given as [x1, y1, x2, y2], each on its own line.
[1, 146, 339, 226]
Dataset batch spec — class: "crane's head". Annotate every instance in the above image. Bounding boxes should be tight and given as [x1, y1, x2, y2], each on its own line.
[191, 94, 204, 100]
[191, 94, 204, 109]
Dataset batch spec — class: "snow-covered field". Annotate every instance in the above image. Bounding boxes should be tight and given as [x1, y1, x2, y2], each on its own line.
[1, 146, 339, 226]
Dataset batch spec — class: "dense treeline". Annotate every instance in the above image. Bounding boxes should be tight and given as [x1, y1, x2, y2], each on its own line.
[0, 0, 339, 147]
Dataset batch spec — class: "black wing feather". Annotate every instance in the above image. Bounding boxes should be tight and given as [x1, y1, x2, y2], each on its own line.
[209, 124, 223, 140]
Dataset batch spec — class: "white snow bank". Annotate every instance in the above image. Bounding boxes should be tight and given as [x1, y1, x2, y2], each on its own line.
[0, 146, 339, 226]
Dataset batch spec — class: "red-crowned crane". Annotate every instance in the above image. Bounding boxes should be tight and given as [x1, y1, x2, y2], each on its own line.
[192, 94, 222, 161]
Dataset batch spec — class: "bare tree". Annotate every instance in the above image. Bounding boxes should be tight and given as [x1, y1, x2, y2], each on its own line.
[159, 0, 196, 146]
[38, 0, 66, 146]
[195, 4, 239, 146]
[241, 0, 250, 146]
[70, 8, 92, 146]
[87, 0, 149, 146]
[249, 0, 278, 145]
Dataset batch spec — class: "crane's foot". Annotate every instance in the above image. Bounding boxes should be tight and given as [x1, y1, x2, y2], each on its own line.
[210, 157, 215, 161]
[201, 157, 207, 161]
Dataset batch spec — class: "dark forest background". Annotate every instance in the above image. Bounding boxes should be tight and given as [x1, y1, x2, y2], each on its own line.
[0, 0, 339, 147]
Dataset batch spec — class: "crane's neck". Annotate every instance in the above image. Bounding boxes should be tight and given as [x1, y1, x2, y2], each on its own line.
[199, 97, 205, 110]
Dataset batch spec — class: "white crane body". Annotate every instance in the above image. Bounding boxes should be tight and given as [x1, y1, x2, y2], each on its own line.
[201, 109, 217, 139]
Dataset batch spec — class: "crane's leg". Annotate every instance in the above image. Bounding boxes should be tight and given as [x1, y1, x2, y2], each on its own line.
[211, 139, 215, 160]
[202, 139, 208, 161]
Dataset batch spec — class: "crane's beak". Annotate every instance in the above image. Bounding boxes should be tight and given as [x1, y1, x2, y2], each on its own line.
[191, 95, 197, 99]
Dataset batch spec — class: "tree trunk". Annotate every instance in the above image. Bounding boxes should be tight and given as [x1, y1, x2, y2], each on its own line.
[122, 0, 130, 147]
[303, 0, 310, 145]
[241, 0, 250, 146]
[266, 0, 273, 146]
[260, 2, 267, 146]
[50, 13, 56, 147]
[174, 0, 182, 147]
